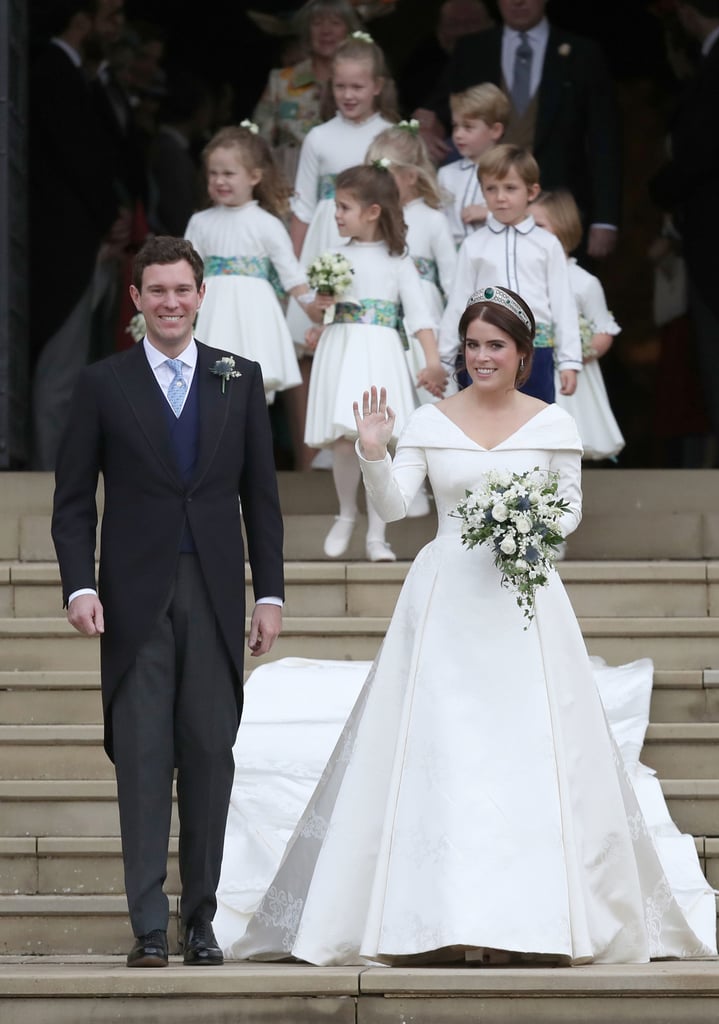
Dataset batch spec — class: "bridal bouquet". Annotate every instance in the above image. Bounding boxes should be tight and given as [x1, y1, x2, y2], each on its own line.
[452, 468, 570, 626]
[306, 252, 354, 297]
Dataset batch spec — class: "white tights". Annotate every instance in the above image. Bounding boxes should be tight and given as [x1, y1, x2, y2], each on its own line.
[331, 438, 387, 545]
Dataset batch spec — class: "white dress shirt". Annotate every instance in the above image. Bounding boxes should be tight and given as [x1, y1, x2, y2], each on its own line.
[69, 338, 281, 607]
[144, 335, 197, 414]
[438, 213, 582, 372]
[501, 19, 550, 102]
[437, 159, 486, 247]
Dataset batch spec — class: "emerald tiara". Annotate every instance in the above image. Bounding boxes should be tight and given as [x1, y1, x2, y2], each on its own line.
[466, 286, 532, 331]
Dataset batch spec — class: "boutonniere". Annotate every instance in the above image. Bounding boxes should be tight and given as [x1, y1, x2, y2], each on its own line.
[210, 355, 242, 393]
[558, 43, 571, 57]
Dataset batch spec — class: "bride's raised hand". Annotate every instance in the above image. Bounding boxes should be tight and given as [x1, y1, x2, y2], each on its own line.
[353, 386, 395, 461]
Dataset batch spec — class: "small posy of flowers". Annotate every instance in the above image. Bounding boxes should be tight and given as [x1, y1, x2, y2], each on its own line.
[578, 313, 613, 361]
[351, 30, 374, 44]
[578, 313, 596, 360]
[372, 156, 391, 170]
[452, 467, 570, 627]
[211, 355, 242, 393]
[239, 118, 259, 134]
[306, 251, 354, 296]
[125, 312, 146, 343]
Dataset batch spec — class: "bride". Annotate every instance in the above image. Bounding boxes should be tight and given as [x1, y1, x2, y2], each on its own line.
[225, 286, 717, 966]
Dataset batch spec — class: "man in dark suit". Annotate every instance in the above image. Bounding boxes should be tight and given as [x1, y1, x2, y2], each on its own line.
[416, 0, 621, 260]
[649, 0, 719, 461]
[51, 236, 285, 967]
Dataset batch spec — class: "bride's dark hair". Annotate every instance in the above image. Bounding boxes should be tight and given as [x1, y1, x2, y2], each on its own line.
[458, 288, 535, 387]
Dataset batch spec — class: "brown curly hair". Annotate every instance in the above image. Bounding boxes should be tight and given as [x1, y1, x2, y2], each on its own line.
[202, 125, 292, 219]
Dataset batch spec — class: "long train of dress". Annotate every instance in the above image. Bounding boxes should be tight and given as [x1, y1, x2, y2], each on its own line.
[216, 405, 717, 965]
[216, 655, 716, 963]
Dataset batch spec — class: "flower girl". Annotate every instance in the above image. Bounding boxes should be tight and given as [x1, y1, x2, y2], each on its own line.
[305, 163, 445, 561]
[531, 190, 625, 460]
[184, 124, 309, 401]
[365, 122, 456, 407]
[286, 31, 397, 348]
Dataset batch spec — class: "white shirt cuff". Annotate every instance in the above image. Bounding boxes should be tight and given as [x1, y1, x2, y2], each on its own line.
[68, 588, 97, 605]
[256, 596, 283, 606]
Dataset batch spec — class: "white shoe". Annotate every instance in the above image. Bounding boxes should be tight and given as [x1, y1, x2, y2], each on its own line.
[311, 448, 333, 470]
[406, 485, 430, 518]
[365, 539, 397, 562]
[323, 516, 355, 557]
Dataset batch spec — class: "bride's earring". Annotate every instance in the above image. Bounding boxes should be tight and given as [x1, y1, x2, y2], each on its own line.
[519, 358, 525, 371]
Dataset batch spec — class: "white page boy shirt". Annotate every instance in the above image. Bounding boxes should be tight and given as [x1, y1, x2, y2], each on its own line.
[439, 213, 582, 373]
[438, 159, 485, 246]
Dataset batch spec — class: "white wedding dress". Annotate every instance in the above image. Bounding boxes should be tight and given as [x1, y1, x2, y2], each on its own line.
[220, 403, 717, 965]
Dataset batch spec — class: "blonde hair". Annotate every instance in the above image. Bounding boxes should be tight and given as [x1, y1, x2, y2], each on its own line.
[531, 189, 583, 255]
[335, 164, 407, 256]
[365, 126, 442, 209]
[331, 34, 399, 122]
[478, 143, 539, 188]
[202, 125, 292, 219]
[450, 82, 511, 128]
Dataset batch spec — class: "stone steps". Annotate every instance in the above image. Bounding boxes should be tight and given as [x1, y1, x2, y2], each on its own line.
[3, 614, 719, 670]
[2, 721, 719, 781]
[3, 668, 718, 726]
[3, 831, 718, 899]
[5, 559, 719, 619]
[1, 777, 717, 839]
[0, 836, 179, 896]
[0, 959, 716, 1024]
[5, 469, 719, 561]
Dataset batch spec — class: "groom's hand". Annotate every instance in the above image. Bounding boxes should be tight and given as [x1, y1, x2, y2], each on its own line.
[67, 594, 105, 636]
[248, 604, 282, 657]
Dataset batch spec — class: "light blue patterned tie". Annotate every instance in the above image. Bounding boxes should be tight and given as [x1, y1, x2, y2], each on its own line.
[166, 358, 186, 417]
[512, 32, 533, 115]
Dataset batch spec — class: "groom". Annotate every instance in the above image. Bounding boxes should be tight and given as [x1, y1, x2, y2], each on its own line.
[51, 236, 285, 967]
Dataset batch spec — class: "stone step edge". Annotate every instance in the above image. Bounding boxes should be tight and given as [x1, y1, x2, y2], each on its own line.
[12, 834, 719, 858]
[4, 723, 719, 745]
[0, 957, 718, 999]
[5, 616, 719, 638]
[2, 779, 718, 798]
[5, 560, 719, 585]
[0, 669, 712, 690]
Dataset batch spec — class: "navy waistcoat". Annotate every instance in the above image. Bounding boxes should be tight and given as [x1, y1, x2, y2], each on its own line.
[160, 370, 200, 552]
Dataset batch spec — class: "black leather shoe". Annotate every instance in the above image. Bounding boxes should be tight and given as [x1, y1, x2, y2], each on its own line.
[127, 929, 168, 967]
[182, 919, 224, 965]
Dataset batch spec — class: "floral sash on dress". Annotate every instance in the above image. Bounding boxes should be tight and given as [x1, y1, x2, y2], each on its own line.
[203, 254, 284, 299]
[317, 174, 337, 201]
[534, 322, 554, 349]
[333, 299, 409, 350]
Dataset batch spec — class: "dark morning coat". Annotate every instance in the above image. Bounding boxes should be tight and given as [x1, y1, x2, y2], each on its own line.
[51, 341, 285, 759]
[432, 24, 622, 229]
